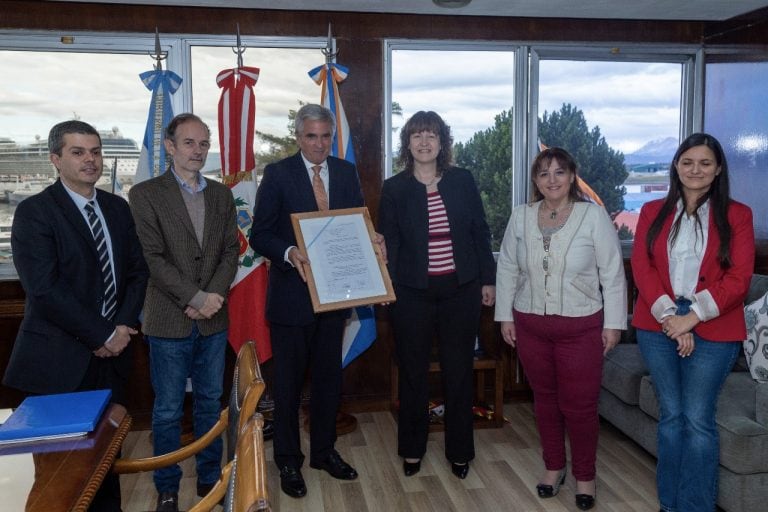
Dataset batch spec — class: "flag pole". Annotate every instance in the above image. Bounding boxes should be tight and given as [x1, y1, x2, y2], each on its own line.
[110, 158, 117, 195]
[303, 23, 366, 437]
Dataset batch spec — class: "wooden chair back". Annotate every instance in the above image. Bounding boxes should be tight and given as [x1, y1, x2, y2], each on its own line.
[226, 341, 264, 461]
[113, 341, 263, 474]
[190, 413, 270, 512]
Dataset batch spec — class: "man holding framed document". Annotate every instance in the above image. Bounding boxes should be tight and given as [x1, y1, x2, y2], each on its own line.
[250, 104, 387, 499]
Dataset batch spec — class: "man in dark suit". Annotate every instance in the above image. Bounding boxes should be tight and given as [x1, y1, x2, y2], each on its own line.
[250, 104, 370, 499]
[129, 113, 239, 512]
[4, 120, 149, 511]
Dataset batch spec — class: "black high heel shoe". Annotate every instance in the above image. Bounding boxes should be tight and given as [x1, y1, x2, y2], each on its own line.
[403, 459, 421, 476]
[451, 462, 469, 479]
[536, 469, 566, 498]
[575, 481, 596, 510]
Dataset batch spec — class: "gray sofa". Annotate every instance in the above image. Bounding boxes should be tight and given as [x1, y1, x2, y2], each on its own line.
[599, 274, 768, 512]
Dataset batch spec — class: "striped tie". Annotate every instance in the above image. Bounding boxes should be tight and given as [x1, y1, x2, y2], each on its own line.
[85, 201, 117, 320]
[312, 165, 329, 211]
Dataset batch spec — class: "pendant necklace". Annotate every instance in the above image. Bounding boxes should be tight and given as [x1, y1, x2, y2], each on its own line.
[543, 201, 572, 220]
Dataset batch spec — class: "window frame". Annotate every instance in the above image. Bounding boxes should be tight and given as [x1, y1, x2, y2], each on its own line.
[385, 39, 766, 217]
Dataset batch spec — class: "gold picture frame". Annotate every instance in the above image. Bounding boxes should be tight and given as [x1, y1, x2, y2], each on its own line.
[290, 207, 396, 313]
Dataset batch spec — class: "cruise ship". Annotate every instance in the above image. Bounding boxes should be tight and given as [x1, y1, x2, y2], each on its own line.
[0, 127, 141, 202]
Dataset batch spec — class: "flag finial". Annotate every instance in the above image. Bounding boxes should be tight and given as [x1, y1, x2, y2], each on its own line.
[322, 22, 337, 64]
[149, 27, 166, 71]
[232, 23, 246, 69]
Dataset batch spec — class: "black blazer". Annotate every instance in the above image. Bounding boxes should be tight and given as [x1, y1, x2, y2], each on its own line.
[249, 152, 364, 326]
[4, 180, 149, 394]
[378, 167, 495, 289]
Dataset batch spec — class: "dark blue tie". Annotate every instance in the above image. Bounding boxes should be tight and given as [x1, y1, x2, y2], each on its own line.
[85, 201, 116, 320]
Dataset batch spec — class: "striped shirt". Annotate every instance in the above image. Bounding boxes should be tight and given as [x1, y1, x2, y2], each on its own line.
[427, 191, 456, 275]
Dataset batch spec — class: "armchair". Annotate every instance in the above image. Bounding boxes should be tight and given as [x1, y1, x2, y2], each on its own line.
[113, 341, 264, 474]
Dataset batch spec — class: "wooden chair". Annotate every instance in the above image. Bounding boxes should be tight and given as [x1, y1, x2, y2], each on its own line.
[113, 341, 264, 474]
[189, 413, 270, 512]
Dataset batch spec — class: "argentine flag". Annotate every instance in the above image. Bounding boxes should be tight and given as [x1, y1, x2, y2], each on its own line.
[135, 69, 182, 183]
[309, 61, 378, 368]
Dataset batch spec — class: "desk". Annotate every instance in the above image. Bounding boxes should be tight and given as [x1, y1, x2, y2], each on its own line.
[0, 403, 131, 512]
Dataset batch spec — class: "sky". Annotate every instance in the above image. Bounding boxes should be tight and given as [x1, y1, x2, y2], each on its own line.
[0, 46, 681, 157]
[391, 50, 682, 154]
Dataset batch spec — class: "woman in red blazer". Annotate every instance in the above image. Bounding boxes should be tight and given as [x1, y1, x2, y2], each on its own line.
[631, 133, 754, 512]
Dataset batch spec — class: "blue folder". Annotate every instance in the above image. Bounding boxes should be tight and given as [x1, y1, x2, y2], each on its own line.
[0, 389, 111, 443]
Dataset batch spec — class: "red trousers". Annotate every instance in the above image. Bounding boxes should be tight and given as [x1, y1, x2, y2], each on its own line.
[514, 309, 604, 481]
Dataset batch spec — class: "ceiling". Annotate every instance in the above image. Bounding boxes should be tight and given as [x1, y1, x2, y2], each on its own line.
[50, 0, 768, 22]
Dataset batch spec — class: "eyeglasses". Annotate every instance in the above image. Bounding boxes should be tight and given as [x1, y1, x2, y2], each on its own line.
[543, 236, 551, 275]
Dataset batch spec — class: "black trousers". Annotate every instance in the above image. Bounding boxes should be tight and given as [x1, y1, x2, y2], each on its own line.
[270, 313, 346, 469]
[392, 274, 481, 463]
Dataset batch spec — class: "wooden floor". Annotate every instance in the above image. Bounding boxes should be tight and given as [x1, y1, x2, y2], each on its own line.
[120, 402, 660, 511]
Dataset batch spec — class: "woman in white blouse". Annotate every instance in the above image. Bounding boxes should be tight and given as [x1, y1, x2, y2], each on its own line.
[495, 147, 626, 511]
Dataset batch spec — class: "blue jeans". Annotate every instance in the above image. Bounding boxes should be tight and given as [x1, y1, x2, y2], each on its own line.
[149, 325, 227, 492]
[637, 301, 739, 512]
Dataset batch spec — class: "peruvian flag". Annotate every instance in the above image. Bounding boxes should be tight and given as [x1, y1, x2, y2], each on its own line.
[216, 66, 271, 362]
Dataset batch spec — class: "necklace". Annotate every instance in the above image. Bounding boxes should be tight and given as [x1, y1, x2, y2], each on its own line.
[541, 201, 572, 220]
[416, 172, 439, 187]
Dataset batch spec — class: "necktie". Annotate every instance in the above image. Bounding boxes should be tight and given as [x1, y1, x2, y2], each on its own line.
[312, 165, 329, 211]
[85, 201, 117, 320]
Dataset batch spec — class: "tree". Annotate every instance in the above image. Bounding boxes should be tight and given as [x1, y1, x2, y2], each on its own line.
[454, 109, 513, 250]
[616, 223, 633, 240]
[254, 102, 303, 171]
[538, 103, 627, 215]
[454, 103, 628, 250]
[392, 101, 404, 133]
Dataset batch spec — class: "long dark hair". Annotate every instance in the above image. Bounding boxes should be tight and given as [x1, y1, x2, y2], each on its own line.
[397, 111, 453, 174]
[645, 132, 732, 267]
[529, 147, 585, 204]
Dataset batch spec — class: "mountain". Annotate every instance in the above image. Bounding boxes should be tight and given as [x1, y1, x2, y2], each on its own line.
[624, 137, 678, 165]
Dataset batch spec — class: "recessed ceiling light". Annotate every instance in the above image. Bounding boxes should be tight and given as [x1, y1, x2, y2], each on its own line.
[433, 0, 472, 8]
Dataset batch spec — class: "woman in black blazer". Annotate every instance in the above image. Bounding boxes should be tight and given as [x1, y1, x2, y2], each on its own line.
[378, 111, 496, 479]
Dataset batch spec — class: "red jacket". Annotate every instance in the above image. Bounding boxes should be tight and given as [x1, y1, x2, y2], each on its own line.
[631, 198, 754, 342]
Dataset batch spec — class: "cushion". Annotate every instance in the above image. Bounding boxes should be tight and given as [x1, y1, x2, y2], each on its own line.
[744, 292, 768, 382]
[757, 382, 768, 427]
[746, 274, 768, 305]
[602, 344, 648, 405]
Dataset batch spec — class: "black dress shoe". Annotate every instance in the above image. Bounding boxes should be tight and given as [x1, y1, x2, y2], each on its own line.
[197, 481, 224, 506]
[451, 462, 469, 479]
[575, 493, 595, 510]
[536, 469, 566, 498]
[310, 451, 358, 480]
[279, 466, 307, 498]
[575, 481, 596, 511]
[403, 459, 421, 476]
[156, 491, 178, 512]
[197, 481, 214, 498]
[262, 418, 274, 441]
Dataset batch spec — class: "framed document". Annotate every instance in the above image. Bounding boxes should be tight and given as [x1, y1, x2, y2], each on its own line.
[291, 207, 395, 313]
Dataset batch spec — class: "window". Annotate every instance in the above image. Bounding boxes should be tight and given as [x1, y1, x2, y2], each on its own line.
[0, 31, 327, 278]
[387, 44, 517, 249]
[535, 56, 685, 240]
[189, 44, 325, 175]
[704, 60, 768, 238]
[386, 42, 702, 248]
[0, 45, 154, 277]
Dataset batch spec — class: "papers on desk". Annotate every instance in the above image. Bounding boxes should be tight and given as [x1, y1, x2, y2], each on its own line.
[0, 389, 111, 445]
